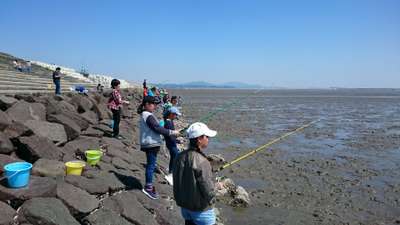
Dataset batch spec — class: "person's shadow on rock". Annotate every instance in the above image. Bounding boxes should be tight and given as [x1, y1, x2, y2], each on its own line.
[111, 171, 142, 190]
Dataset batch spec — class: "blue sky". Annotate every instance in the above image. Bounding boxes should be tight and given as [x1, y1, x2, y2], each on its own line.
[1, 0, 399, 88]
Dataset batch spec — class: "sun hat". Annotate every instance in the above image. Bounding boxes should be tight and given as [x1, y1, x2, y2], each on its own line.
[168, 106, 182, 116]
[186, 122, 217, 139]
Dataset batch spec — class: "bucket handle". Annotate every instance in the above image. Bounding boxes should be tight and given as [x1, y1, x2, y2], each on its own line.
[85, 151, 103, 156]
[0, 170, 22, 181]
[86, 156, 100, 160]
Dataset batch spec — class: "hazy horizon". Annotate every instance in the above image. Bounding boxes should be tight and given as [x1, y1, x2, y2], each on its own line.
[1, 0, 399, 88]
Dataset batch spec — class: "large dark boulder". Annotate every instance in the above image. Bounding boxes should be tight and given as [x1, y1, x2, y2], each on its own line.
[16, 135, 63, 162]
[121, 108, 135, 119]
[0, 95, 18, 111]
[85, 171, 125, 192]
[6, 101, 46, 123]
[0, 201, 16, 225]
[81, 126, 104, 137]
[96, 161, 117, 172]
[14, 94, 35, 103]
[32, 159, 65, 177]
[45, 99, 92, 130]
[64, 112, 90, 130]
[92, 123, 113, 134]
[106, 146, 137, 164]
[133, 190, 183, 225]
[64, 175, 109, 195]
[0, 110, 12, 131]
[102, 191, 159, 225]
[0, 176, 57, 202]
[69, 95, 93, 113]
[112, 157, 140, 172]
[0, 154, 22, 174]
[80, 110, 99, 125]
[92, 102, 112, 120]
[67, 170, 125, 193]
[19, 197, 80, 225]
[0, 133, 13, 154]
[23, 120, 67, 144]
[62, 136, 101, 157]
[101, 137, 126, 149]
[2, 122, 33, 139]
[46, 99, 76, 115]
[47, 114, 80, 141]
[84, 208, 133, 225]
[56, 181, 99, 216]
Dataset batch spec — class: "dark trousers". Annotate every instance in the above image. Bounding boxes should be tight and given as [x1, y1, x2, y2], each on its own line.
[167, 145, 179, 173]
[144, 147, 159, 186]
[111, 108, 121, 137]
[185, 220, 197, 225]
[54, 79, 61, 95]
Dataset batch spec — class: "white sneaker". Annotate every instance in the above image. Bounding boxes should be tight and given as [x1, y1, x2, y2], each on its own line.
[164, 173, 173, 186]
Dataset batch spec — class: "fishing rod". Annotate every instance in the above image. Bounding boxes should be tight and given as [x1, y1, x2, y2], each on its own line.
[217, 119, 320, 172]
[180, 89, 263, 134]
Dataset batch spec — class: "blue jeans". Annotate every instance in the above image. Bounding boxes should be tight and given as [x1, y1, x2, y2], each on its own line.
[181, 208, 216, 225]
[167, 145, 179, 173]
[54, 79, 61, 95]
[145, 147, 159, 185]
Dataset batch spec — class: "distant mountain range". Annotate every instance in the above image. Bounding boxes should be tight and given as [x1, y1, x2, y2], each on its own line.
[153, 81, 266, 89]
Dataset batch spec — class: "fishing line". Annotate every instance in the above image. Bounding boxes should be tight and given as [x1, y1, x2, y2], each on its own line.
[217, 119, 320, 172]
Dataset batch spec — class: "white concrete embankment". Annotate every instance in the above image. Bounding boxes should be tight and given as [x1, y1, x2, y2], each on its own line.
[31, 61, 139, 89]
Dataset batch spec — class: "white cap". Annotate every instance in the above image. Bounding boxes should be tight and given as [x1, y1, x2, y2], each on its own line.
[186, 122, 217, 139]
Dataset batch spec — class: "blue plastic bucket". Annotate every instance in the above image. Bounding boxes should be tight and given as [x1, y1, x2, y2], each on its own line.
[3, 162, 33, 188]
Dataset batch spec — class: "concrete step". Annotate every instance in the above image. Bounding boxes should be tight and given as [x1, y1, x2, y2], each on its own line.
[0, 79, 98, 87]
[0, 77, 94, 87]
[0, 72, 90, 83]
[0, 68, 88, 78]
[0, 84, 77, 90]
[0, 70, 92, 83]
[0, 89, 74, 95]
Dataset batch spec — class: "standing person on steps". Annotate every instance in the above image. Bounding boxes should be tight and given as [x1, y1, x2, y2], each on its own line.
[52, 67, 62, 95]
[108, 79, 129, 140]
[173, 122, 222, 225]
[138, 96, 180, 199]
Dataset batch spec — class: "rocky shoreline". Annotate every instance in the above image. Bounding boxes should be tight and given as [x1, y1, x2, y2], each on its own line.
[0, 88, 249, 225]
[0, 88, 184, 225]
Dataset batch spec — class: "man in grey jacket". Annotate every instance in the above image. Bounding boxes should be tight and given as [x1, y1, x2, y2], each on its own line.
[173, 122, 220, 225]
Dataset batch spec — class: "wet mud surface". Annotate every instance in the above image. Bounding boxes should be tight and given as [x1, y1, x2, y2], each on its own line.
[172, 89, 400, 225]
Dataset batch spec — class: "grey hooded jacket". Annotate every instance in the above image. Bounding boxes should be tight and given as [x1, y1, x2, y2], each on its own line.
[140, 111, 172, 149]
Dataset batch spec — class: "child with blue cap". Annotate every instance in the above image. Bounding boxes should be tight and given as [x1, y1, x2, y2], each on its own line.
[163, 106, 182, 185]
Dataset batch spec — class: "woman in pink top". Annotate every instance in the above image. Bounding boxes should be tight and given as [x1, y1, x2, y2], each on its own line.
[108, 79, 129, 139]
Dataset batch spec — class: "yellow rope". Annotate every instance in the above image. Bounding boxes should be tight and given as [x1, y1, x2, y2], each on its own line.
[219, 119, 320, 171]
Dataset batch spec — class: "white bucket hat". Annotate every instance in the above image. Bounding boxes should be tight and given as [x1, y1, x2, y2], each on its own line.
[186, 122, 217, 139]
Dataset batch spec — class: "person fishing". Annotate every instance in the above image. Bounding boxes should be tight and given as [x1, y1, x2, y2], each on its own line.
[173, 122, 222, 225]
[171, 95, 179, 107]
[138, 96, 180, 199]
[147, 86, 157, 97]
[107, 79, 130, 139]
[143, 79, 148, 97]
[162, 106, 182, 185]
[162, 95, 172, 117]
